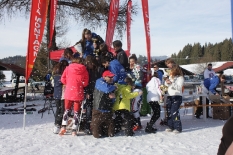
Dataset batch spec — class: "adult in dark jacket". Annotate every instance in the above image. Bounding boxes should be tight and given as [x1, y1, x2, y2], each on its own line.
[112, 40, 129, 70]
[91, 70, 117, 138]
[84, 55, 104, 135]
[52, 60, 69, 134]
[218, 116, 233, 155]
[101, 56, 126, 84]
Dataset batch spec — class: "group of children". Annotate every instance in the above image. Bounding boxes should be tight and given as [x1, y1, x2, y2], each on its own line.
[49, 28, 186, 138]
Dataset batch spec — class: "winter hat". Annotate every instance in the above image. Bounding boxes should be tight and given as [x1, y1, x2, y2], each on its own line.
[102, 70, 115, 78]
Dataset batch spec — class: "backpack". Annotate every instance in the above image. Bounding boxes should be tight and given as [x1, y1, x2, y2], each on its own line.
[44, 73, 52, 82]
[44, 81, 54, 96]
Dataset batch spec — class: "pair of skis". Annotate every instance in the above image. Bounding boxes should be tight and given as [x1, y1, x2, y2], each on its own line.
[0, 107, 36, 115]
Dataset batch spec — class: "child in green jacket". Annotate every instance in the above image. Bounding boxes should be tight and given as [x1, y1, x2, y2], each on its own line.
[113, 77, 143, 136]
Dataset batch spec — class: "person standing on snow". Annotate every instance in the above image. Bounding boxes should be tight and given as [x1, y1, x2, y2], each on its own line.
[91, 70, 117, 138]
[52, 60, 69, 134]
[83, 55, 103, 135]
[164, 59, 184, 133]
[145, 72, 163, 133]
[59, 57, 89, 136]
[127, 54, 143, 131]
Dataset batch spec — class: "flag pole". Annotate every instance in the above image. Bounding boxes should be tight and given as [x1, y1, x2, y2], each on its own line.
[23, 83, 27, 130]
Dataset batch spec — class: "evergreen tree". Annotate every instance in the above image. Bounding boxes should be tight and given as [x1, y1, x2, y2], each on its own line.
[221, 38, 233, 61]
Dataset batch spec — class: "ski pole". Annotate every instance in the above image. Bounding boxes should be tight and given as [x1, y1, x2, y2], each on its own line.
[77, 99, 86, 135]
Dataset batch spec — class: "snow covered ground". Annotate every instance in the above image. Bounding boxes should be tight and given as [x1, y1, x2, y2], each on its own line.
[0, 96, 227, 155]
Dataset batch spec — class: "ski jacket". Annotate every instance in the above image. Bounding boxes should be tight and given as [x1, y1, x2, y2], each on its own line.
[113, 84, 139, 111]
[127, 64, 143, 87]
[61, 63, 89, 101]
[155, 69, 164, 82]
[93, 78, 116, 112]
[165, 75, 184, 96]
[80, 33, 104, 59]
[131, 89, 142, 112]
[146, 77, 162, 102]
[115, 48, 129, 69]
[109, 59, 127, 84]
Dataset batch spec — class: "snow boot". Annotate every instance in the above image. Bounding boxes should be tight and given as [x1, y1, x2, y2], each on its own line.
[53, 125, 61, 134]
[145, 122, 157, 133]
[59, 127, 66, 135]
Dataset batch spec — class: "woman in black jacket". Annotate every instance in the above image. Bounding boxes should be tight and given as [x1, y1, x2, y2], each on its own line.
[84, 55, 104, 135]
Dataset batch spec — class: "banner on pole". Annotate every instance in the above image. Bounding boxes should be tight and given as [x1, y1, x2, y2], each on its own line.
[125, 0, 132, 57]
[49, 0, 57, 47]
[105, 0, 120, 54]
[26, 0, 49, 81]
[141, 0, 151, 80]
[231, 0, 233, 43]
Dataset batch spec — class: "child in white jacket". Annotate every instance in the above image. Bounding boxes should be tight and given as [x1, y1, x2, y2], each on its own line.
[145, 72, 163, 133]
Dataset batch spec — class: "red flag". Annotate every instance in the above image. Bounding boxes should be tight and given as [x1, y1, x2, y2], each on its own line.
[125, 0, 132, 57]
[141, 0, 151, 81]
[105, 0, 120, 54]
[49, 0, 57, 47]
[26, 0, 49, 81]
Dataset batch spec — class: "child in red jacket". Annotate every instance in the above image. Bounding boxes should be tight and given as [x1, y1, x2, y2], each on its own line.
[59, 57, 89, 136]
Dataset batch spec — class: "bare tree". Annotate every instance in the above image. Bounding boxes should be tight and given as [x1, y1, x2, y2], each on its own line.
[0, 0, 138, 39]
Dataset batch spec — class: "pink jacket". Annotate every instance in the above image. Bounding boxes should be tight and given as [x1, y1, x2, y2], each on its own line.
[61, 63, 89, 101]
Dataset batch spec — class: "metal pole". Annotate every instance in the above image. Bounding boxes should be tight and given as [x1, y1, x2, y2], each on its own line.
[23, 83, 27, 130]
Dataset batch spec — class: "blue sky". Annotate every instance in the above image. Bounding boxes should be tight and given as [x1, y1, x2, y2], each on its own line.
[0, 0, 231, 59]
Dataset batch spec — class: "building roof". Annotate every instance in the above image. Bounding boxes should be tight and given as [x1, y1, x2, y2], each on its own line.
[213, 62, 233, 73]
[0, 61, 25, 76]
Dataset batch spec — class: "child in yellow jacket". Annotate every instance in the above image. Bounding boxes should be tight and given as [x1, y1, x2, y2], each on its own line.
[113, 77, 143, 136]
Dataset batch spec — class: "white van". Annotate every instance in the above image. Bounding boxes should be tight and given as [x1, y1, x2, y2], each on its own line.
[11, 79, 26, 87]
[11, 78, 36, 87]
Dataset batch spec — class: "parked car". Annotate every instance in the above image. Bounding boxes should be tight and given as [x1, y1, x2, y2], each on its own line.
[192, 74, 204, 82]
[11, 78, 45, 87]
[184, 75, 191, 82]
[0, 81, 5, 88]
[224, 75, 233, 84]
[11, 79, 25, 87]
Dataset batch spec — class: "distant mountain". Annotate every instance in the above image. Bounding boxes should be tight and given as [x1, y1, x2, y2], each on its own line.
[151, 55, 168, 61]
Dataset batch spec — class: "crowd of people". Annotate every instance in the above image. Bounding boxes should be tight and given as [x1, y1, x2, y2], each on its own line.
[48, 28, 178, 137]
[46, 29, 232, 154]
